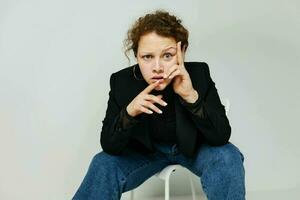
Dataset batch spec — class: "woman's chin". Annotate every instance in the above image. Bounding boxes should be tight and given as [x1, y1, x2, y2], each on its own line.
[154, 86, 164, 91]
[154, 81, 168, 91]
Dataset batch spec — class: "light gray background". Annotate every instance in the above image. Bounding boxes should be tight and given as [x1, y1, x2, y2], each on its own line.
[0, 0, 299, 199]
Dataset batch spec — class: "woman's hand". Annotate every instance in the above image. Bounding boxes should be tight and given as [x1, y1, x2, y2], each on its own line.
[126, 80, 168, 117]
[164, 41, 199, 103]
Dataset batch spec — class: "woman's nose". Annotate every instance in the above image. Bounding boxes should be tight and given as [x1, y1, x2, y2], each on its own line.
[152, 59, 163, 73]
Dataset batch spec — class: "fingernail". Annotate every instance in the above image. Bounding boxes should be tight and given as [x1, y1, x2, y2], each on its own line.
[158, 110, 162, 114]
[163, 102, 167, 106]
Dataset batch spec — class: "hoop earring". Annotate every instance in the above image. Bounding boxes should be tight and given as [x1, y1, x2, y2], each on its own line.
[133, 65, 144, 81]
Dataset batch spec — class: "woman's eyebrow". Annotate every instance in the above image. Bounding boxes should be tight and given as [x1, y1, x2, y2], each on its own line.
[140, 47, 176, 54]
[163, 46, 176, 52]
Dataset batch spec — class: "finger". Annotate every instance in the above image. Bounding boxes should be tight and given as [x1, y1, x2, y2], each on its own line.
[182, 44, 186, 61]
[142, 101, 162, 114]
[163, 65, 178, 79]
[148, 94, 163, 104]
[145, 94, 168, 107]
[177, 41, 183, 65]
[168, 68, 181, 79]
[143, 80, 161, 94]
[139, 105, 153, 114]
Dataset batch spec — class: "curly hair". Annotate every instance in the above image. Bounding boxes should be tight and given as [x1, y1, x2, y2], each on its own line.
[123, 9, 189, 63]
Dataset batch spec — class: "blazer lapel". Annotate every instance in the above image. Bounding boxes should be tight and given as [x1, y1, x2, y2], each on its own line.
[130, 114, 154, 151]
[174, 95, 198, 157]
[128, 74, 154, 151]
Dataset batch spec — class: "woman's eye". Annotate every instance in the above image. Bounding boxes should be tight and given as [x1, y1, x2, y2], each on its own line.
[142, 55, 152, 60]
[164, 53, 173, 59]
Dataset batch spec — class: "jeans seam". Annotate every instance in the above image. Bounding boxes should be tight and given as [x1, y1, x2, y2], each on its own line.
[117, 158, 167, 194]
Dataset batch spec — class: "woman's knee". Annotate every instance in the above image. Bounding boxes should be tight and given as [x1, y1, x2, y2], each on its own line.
[214, 143, 245, 167]
[90, 151, 120, 172]
[198, 143, 244, 167]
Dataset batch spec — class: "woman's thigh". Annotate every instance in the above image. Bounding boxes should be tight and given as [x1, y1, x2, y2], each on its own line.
[91, 147, 171, 192]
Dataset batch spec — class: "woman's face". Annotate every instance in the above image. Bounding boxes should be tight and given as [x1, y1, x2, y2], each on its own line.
[136, 32, 178, 91]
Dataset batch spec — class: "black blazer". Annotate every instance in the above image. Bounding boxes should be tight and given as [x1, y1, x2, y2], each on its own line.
[100, 62, 231, 158]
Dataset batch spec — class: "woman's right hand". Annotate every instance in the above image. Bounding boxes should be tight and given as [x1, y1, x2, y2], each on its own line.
[126, 80, 168, 117]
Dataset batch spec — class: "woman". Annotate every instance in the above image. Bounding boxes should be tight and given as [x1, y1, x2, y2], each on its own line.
[73, 10, 245, 200]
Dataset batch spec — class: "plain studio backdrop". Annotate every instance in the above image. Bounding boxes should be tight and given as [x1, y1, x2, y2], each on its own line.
[0, 0, 299, 199]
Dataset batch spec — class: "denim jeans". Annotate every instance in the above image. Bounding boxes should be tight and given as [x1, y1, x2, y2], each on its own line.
[72, 142, 245, 200]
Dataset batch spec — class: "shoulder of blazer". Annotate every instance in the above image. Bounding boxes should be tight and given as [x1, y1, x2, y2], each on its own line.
[110, 65, 134, 81]
[109, 64, 147, 108]
[184, 61, 210, 76]
[184, 61, 212, 91]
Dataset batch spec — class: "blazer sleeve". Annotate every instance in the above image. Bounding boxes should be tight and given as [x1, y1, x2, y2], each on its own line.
[100, 73, 140, 155]
[179, 62, 231, 146]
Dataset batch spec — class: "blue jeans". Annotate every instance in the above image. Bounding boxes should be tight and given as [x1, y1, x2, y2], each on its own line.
[72, 142, 245, 200]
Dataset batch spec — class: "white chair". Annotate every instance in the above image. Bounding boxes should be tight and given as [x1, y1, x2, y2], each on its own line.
[129, 98, 230, 200]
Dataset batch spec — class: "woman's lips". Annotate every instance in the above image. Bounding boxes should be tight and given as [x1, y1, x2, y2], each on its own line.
[152, 76, 164, 80]
[152, 77, 164, 83]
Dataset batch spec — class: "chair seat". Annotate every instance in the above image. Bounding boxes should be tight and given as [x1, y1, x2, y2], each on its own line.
[155, 164, 182, 180]
[129, 164, 196, 200]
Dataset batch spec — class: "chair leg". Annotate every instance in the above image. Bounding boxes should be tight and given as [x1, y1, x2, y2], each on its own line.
[165, 174, 171, 200]
[130, 190, 134, 200]
[188, 173, 196, 200]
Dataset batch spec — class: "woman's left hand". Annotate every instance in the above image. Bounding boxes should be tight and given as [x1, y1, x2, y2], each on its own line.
[164, 41, 199, 103]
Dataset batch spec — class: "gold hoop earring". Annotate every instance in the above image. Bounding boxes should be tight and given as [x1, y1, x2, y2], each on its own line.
[133, 65, 144, 81]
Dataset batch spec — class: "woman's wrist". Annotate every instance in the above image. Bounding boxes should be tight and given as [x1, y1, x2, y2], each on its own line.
[181, 89, 199, 104]
[126, 105, 137, 117]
